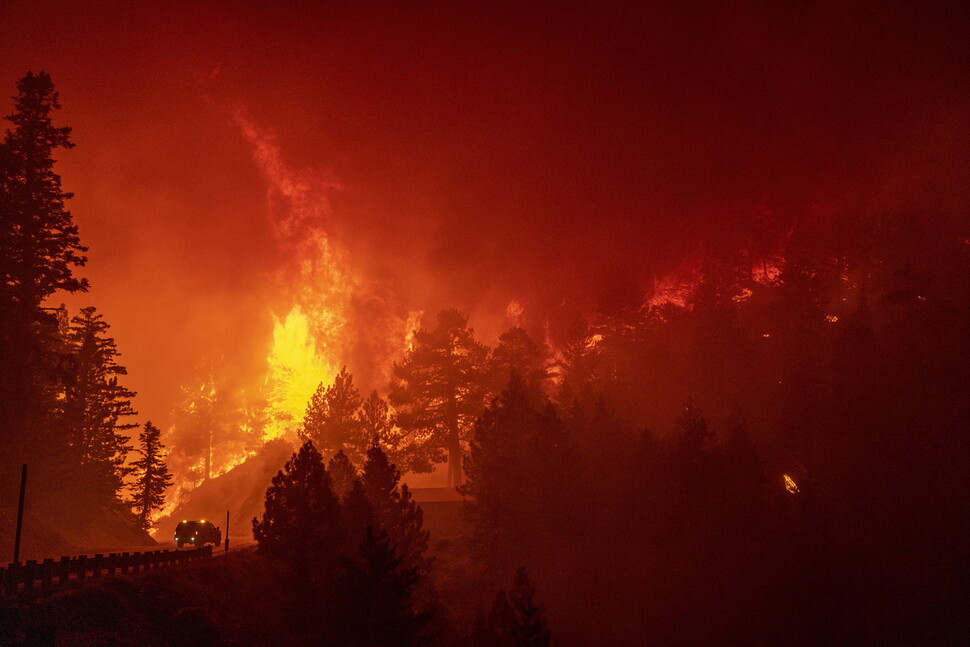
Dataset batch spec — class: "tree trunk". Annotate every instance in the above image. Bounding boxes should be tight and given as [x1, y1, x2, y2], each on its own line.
[447, 434, 462, 488]
[447, 392, 461, 488]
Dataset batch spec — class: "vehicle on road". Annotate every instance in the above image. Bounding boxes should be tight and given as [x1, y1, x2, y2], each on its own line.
[174, 520, 222, 549]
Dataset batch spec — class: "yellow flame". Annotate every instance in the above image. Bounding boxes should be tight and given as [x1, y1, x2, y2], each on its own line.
[404, 310, 423, 353]
[783, 474, 800, 494]
[263, 305, 335, 442]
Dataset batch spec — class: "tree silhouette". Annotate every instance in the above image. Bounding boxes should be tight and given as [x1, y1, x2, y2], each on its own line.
[390, 309, 489, 486]
[300, 366, 365, 464]
[328, 449, 358, 500]
[166, 361, 258, 487]
[475, 568, 551, 647]
[460, 372, 569, 564]
[357, 389, 423, 472]
[129, 421, 172, 530]
[360, 442, 432, 577]
[330, 526, 432, 647]
[0, 71, 87, 309]
[0, 71, 86, 478]
[60, 306, 136, 507]
[252, 440, 341, 578]
[488, 327, 551, 397]
[359, 389, 393, 443]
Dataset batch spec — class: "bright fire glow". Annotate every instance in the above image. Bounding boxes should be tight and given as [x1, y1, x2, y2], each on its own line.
[264, 305, 335, 441]
[160, 107, 423, 516]
[783, 474, 800, 494]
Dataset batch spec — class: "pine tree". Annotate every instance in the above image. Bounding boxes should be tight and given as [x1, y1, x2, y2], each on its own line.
[0, 71, 87, 309]
[390, 309, 489, 486]
[488, 327, 551, 397]
[252, 440, 341, 575]
[328, 449, 358, 500]
[60, 306, 137, 507]
[129, 421, 173, 530]
[300, 367, 364, 464]
[357, 389, 421, 470]
[330, 526, 432, 647]
[507, 568, 552, 647]
[167, 372, 218, 485]
[459, 372, 569, 564]
[0, 71, 86, 477]
[360, 442, 432, 577]
[477, 568, 551, 647]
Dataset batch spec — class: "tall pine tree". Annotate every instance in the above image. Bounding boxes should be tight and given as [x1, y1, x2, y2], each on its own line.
[0, 71, 87, 476]
[60, 306, 137, 509]
[390, 309, 489, 486]
[460, 372, 570, 565]
[253, 440, 342, 576]
[330, 526, 432, 647]
[360, 442, 432, 578]
[129, 421, 172, 530]
[0, 71, 87, 309]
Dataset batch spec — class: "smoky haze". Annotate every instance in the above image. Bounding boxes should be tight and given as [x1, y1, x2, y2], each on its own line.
[1, 0, 968, 425]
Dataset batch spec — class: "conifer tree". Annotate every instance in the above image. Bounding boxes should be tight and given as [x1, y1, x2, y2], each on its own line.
[253, 440, 341, 574]
[358, 389, 393, 444]
[328, 449, 358, 500]
[300, 367, 365, 464]
[507, 568, 552, 647]
[357, 389, 421, 470]
[167, 373, 218, 485]
[476, 568, 551, 647]
[488, 327, 551, 397]
[0, 71, 86, 475]
[360, 442, 432, 577]
[129, 421, 172, 530]
[460, 372, 569, 564]
[0, 71, 87, 309]
[61, 306, 137, 506]
[330, 526, 432, 647]
[390, 309, 489, 486]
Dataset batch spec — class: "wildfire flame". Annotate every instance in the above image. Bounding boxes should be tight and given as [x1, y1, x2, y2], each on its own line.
[161, 106, 425, 519]
[783, 473, 800, 494]
[264, 306, 335, 441]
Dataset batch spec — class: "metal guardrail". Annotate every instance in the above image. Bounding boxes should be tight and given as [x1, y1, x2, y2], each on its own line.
[0, 546, 213, 597]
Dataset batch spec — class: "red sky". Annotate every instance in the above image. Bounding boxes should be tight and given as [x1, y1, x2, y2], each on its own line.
[2, 1, 968, 426]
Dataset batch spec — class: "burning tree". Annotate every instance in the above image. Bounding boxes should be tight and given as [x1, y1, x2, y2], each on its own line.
[390, 309, 489, 486]
[129, 421, 173, 530]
